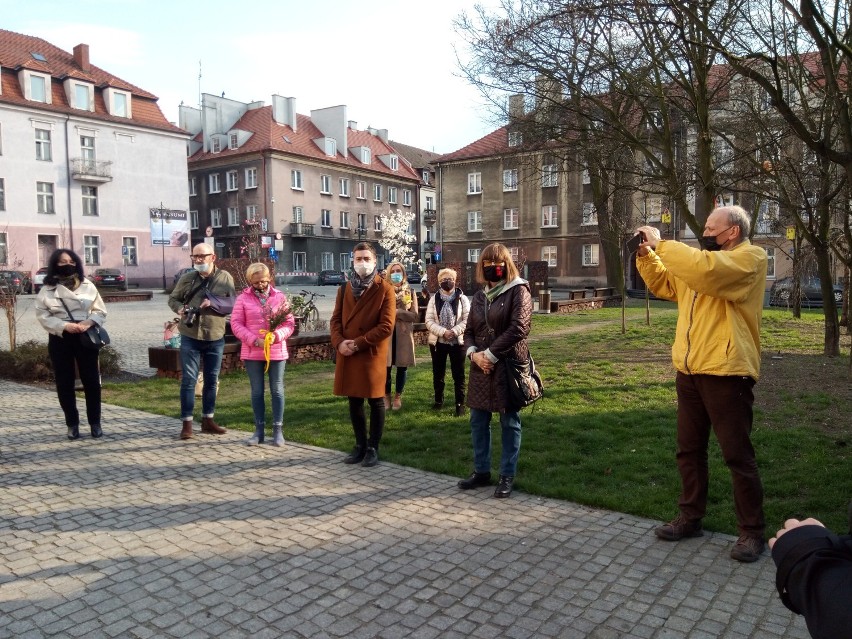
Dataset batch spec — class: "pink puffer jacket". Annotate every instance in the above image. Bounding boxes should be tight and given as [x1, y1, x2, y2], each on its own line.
[230, 286, 296, 361]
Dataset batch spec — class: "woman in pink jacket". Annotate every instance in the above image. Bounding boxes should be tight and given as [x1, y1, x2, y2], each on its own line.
[230, 263, 295, 446]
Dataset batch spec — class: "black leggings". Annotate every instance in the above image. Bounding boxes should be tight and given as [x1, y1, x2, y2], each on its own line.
[348, 396, 385, 450]
[48, 332, 101, 428]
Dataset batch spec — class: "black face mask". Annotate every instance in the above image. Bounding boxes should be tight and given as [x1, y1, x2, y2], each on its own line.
[440, 280, 455, 292]
[700, 227, 732, 252]
[56, 264, 77, 277]
[483, 265, 505, 283]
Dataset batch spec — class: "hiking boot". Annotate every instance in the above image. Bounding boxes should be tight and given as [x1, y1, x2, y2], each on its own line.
[730, 535, 764, 563]
[494, 475, 514, 498]
[344, 446, 366, 464]
[654, 515, 703, 541]
[361, 447, 379, 467]
[458, 471, 491, 490]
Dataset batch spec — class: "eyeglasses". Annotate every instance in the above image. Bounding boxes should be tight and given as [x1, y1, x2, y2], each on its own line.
[190, 254, 213, 261]
[482, 260, 506, 267]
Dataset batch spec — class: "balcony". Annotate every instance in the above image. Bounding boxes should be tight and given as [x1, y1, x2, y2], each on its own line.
[70, 158, 113, 183]
[422, 209, 437, 225]
[290, 222, 316, 236]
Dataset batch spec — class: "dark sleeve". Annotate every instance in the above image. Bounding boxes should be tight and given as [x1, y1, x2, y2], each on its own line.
[772, 525, 852, 639]
[488, 285, 532, 358]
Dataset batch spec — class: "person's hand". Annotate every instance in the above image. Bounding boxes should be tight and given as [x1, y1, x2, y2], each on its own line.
[472, 352, 493, 374]
[768, 517, 826, 549]
[443, 329, 455, 340]
[337, 340, 357, 356]
[637, 225, 661, 256]
[198, 299, 211, 309]
[64, 322, 85, 334]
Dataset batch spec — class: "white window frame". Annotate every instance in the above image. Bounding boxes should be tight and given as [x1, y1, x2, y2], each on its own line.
[82, 186, 98, 216]
[226, 170, 238, 192]
[321, 252, 335, 270]
[468, 248, 481, 263]
[107, 89, 131, 118]
[211, 208, 222, 227]
[340, 210, 350, 229]
[503, 208, 519, 230]
[582, 202, 598, 226]
[74, 83, 93, 111]
[341, 252, 350, 270]
[246, 205, 259, 222]
[28, 73, 49, 103]
[388, 186, 397, 204]
[503, 169, 518, 191]
[422, 169, 430, 184]
[765, 247, 776, 279]
[373, 184, 382, 202]
[402, 189, 412, 206]
[374, 215, 383, 232]
[468, 172, 482, 195]
[320, 174, 332, 194]
[293, 206, 303, 223]
[227, 206, 240, 226]
[211, 137, 221, 153]
[291, 169, 303, 190]
[357, 213, 367, 233]
[35, 129, 52, 161]
[357, 181, 367, 199]
[541, 205, 558, 228]
[83, 235, 101, 265]
[339, 178, 350, 197]
[582, 244, 600, 266]
[209, 174, 220, 194]
[190, 210, 199, 229]
[542, 246, 557, 267]
[122, 236, 138, 266]
[542, 164, 558, 188]
[509, 246, 520, 263]
[321, 209, 332, 227]
[189, 177, 197, 196]
[229, 132, 238, 150]
[37, 182, 55, 214]
[467, 211, 482, 232]
[389, 155, 399, 170]
[245, 168, 258, 189]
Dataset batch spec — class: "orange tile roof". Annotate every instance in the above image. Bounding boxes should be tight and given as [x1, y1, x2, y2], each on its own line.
[0, 28, 184, 134]
[434, 126, 510, 163]
[188, 105, 422, 182]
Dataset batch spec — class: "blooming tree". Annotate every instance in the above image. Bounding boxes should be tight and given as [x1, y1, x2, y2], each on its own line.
[378, 209, 418, 267]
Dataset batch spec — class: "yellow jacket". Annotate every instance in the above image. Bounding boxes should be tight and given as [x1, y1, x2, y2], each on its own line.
[636, 239, 767, 380]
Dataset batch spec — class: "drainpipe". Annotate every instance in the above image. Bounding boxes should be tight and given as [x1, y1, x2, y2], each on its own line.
[64, 116, 75, 251]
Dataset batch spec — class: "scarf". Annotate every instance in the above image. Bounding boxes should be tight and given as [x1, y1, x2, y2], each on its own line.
[438, 289, 457, 332]
[349, 270, 375, 299]
[58, 275, 81, 291]
[252, 287, 270, 308]
[394, 281, 412, 310]
[484, 281, 506, 303]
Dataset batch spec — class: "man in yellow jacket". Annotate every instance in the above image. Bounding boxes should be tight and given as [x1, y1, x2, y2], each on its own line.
[636, 205, 768, 563]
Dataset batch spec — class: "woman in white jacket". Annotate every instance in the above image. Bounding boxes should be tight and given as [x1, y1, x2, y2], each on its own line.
[425, 267, 470, 416]
[35, 249, 107, 440]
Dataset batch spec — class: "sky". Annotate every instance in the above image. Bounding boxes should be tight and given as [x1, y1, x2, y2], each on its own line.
[1, 0, 504, 154]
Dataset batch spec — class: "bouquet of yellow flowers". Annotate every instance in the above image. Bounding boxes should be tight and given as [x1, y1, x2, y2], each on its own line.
[259, 301, 292, 372]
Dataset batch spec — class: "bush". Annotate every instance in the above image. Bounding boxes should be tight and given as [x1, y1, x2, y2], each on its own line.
[0, 340, 123, 382]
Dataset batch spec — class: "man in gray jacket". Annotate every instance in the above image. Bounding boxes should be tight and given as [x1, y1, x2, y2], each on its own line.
[168, 244, 235, 439]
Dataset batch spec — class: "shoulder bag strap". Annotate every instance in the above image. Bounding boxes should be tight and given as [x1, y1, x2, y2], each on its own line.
[58, 297, 79, 322]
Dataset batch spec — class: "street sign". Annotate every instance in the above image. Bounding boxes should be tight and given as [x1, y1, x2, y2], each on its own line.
[786, 226, 795, 240]
[121, 245, 128, 256]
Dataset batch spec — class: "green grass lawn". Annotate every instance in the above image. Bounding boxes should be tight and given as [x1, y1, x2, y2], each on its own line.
[102, 301, 852, 536]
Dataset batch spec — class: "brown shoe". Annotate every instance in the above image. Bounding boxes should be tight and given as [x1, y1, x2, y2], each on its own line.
[180, 419, 194, 440]
[200, 416, 226, 434]
[383, 394, 391, 410]
[730, 535, 764, 563]
[654, 515, 703, 541]
[392, 393, 402, 410]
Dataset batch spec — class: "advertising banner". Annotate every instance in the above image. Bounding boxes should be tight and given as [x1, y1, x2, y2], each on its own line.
[150, 209, 189, 247]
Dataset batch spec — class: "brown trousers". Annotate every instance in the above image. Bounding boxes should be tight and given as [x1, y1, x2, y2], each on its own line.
[675, 372, 765, 537]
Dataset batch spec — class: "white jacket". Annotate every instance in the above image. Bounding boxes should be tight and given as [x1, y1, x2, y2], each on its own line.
[425, 289, 470, 346]
[35, 279, 107, 337]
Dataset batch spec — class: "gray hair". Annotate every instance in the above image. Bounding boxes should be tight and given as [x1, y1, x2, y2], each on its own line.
[719, 205, 751, 241]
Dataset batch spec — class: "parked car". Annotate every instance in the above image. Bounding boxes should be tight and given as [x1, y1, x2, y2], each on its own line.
[769, 276, 843, 308]
[90, 268, 127, 291]
[406, 270, 422, 284]
[33, 267, 48, 294]
[317, 270, 347, 286]
[0, 270, 32, 294]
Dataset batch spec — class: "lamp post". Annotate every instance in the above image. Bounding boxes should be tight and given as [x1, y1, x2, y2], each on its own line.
[157, 203, 169, 289]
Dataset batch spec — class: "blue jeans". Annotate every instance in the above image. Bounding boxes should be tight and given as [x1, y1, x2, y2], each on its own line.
[470, 408, 522, 476]
[180, 336, 225, 419]
[385, 366, 408, 394]
[244, 359, 285, 426]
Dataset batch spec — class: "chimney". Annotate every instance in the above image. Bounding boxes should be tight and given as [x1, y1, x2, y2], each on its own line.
[508, 94, 525, 119]
[272, 95, 297, 131]
[73, 44, 90, 72]
[348, 120, 357, 130]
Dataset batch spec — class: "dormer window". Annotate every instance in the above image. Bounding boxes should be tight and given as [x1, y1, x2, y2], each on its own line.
[64, 79, 94, 111]
[378, 153, 399, 171]
[508, 131, 522, 147]
[104, 87, 131, 118]
[422, 170, 429, 185]
[32, 75, 47, 102]
[390, 155, 398, 170]
[20, 70, 52, 103]
[229, 133, 238, 150]
[75, 84, 91, 109]
[361, 148, 371, 164]
[211, 137, 221, 153]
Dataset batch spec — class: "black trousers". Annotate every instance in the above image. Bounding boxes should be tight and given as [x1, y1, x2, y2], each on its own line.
[430, 342, 466, 405]
[348, 397, 385, 450]
[48, 332, 101, 428]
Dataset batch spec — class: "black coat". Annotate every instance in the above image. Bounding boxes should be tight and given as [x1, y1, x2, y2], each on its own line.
[463, 280, 532, 412]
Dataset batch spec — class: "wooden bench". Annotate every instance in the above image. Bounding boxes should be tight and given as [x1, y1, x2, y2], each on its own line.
[568, 289, 588, 300]
[594, 287, 615, 298]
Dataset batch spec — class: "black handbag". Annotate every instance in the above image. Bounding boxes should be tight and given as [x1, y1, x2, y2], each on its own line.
[504, 355, 543, 410]
[59, 298, 110, 350]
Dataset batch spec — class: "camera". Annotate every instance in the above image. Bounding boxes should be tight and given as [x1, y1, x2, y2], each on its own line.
[183, 306, 200, 327]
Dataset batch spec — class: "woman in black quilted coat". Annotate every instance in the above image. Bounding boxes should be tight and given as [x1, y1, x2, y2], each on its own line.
[458, 243, 532, 498]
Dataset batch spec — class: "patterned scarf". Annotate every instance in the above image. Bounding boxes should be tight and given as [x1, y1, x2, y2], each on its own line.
[394, 281, 412, 310]
[484, 281, 506, 303]
[438, 289, 457, 332]
[349, 270, 375, 299]
[58, 275, 80, 291]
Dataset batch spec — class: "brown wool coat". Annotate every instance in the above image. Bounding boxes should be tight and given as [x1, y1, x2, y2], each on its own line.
[330, 276, 396, 398]
[387, 286, 419, 368]
[463, 280, 532, 412]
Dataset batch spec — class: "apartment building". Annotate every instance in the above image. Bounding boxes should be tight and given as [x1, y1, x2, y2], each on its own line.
[181, 94, 422, 275]
[0, 29, 189, 286]
[389, 141, 440, 266]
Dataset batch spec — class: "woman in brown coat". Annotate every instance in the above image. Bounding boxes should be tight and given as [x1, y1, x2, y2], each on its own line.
[330, 242, 396, 467]
[384, 261, 419, 410]
[459, 243, 533, 498]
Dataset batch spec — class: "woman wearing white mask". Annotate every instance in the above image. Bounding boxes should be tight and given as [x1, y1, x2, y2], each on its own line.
[330, 242, 396, 467]
[384, 261, 419, 410]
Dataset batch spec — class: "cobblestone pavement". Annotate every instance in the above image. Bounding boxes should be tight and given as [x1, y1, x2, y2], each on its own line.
[0, 380, 809, 638]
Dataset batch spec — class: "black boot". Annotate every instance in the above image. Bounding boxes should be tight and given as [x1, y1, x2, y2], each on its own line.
[455, 404, 465, 417]
[362, 447, 379, 467]
[458, 471, 491, 490]
[67, 425, 80, 440]
[90, 424, 103, 438]
[494, 475, 515, 498]
[343, 445, 366, 464]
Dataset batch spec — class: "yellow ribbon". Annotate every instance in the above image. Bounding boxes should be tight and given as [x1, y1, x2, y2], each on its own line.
[259, 330, 276, 372]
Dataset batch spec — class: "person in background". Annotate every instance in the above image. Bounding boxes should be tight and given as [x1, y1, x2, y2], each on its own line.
[425, 267, 470, 417]
[636, 204, 768, 562]
[384, 261, 419, 411]
[330, 242, 396, 467]
[460, 243, 532, 498]
[230, 262, 295, 447]
[168, 243, 236, 440]
[770, 511, 852, 639]
[35, 248, 108, 440]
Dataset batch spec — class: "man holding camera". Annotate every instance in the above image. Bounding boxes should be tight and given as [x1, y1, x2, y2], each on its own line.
[168, 244, 236, 440]
[635, 205, 768, 563]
